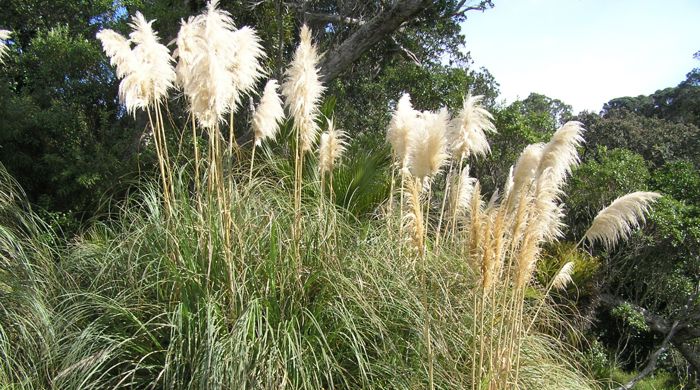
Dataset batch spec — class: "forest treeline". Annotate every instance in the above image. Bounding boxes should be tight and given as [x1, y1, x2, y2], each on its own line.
[0, 1, 699, 388]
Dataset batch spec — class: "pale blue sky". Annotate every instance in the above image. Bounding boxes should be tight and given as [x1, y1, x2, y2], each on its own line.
[461, 0, 700, 113]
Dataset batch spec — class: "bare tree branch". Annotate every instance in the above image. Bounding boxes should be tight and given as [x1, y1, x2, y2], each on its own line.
[616, 320, 680, 390]
[318, 0, 431, 82]
[390, 36, 421, 66]
[451, 0, 494, 17]
[599, 292, 700, 384]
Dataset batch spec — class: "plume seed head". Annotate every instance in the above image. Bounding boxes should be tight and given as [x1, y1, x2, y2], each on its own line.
[448, 94, 496, 160]
[552, 262, 575, 290]
[407, 108, 450, 179]
[402, 178, 425, 256]
[532, 167, 566, 242]
[174, 1, 265, 128]
[584, 192, 662, 250]
[125, 12, 176, 113]
[96, 29, 137, 79]
[228, 26, 266, 110]
[318, 118, 348, 175]
[252, 79, 285, 146]
[98, 12, 175, 115]
[281, 24, 325, 152]
[449, 166, 477, 218]
[0, 30, 12, 63]
[510, 143, 545, 204]
[536, 121, 585, 186]
[387, 93, 420, 167]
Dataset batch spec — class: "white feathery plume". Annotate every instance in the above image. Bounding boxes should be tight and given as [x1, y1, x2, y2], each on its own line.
[97, 13, 175, 115]
[448, 94, 496, 160]
[486, 188, 500, 212]
[282, 24, 325, 152]
[510, 143, 544, 199]
[402, 179, 425, 255]
[122, 12, 175, 114]
[584, 192, 662, 250]
[387, 93, 420, 169]
[96, 29, 137, 79]
[318, 118, 348, 175]
[503, 165, 515, 200]
[407, 108, 450, 179]
[0, 30, 10, 63]
[552, 262, 575, 290]
[536, 121, 585, 187]
[533, 167, 566, 242]
[173, 13, 228, 128]
[174, 1, 265, 128]
[189, 0, 237, 127]
[448, 165, 477, 217]
[228, 26, 266, 110]
[252, 79, 285, 146]
[172, 16, 204, 96]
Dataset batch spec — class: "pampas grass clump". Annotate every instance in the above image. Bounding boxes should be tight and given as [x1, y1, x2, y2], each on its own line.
[8, 3, 664, 388]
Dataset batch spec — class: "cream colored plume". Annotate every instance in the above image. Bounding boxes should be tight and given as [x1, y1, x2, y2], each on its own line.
[96, 29, 137, 79]
[119, 12, 175, 114]
[318, 118, 348, 175]
[282, 25, 325, 152]
[503, 166, 515, 200]
[536, 121, 585, 186]
[448, 94, 496, 160]
[252, 79, 285, 146]
[510, 143, 544, 200]
[173, 1, 265, 128]
[97, 13, 175, 115]
[229, 26, 266, 109]
[407, 108, 450, 179]
[448, 165, 477, 218]
[584, 192, 661, 250]
[387, 93, 420, 169]
[552, 262, 575, 290]
[0, 30, 10, 63]
[532, 167, 566, 242]
[402, 179, 425, 255]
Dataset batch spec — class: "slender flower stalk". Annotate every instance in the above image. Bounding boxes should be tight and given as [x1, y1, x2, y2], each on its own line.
[402, 108, 450, 390]
[439, 96, 494, 249]
[387, 93, 420, 234]
[281, 24, 324, 269]
[526, 261, 576, 333]
[97, 12, 176, 213]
